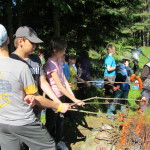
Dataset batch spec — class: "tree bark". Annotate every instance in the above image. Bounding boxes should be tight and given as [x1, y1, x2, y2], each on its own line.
[16, 0, 22, 26]
[6, 0, 13, 52]
[53, 5, 60, 38]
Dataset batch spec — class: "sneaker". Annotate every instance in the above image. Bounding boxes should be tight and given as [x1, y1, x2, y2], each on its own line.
[56, 141, 69, 150]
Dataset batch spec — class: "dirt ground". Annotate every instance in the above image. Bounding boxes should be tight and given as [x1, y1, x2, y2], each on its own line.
[63, 113, 115, 150]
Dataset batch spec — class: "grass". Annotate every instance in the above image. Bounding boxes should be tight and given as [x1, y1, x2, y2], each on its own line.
[41, 47, 150, 123]
[39, 47, 150, 150]
[115, 46, 150, 117]
[40, 113, 46, 124]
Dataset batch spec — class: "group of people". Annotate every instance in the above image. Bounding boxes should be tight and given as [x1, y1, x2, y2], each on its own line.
[0, 24, 87, 150]
[0, 23, 150, 150]
[104, 43, 150, 120]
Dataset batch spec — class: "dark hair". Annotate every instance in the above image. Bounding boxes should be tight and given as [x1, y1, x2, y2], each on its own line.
[79, 50, 89, 58]
[49, 38, 67, 56]
[136, 43, 140, 47]
[122, 59, 130, 63]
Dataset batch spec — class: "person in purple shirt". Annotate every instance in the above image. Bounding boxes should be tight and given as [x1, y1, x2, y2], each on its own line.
[77, 51, 91, 99]
[80, 51, 91, 81]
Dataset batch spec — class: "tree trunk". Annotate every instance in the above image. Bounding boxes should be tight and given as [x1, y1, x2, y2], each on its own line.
[16, 0, 22, 26]
[52, 5, 60, 38]
[142, 29, 146, 46]
[6, 0, 13, 52]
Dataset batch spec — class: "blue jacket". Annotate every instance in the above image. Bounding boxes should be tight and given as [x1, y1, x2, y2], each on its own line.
[115, 62, 133, 90]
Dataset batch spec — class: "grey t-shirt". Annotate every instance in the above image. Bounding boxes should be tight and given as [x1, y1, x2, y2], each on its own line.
[0, 58, 38, 126]
[11, 53, 44, 87]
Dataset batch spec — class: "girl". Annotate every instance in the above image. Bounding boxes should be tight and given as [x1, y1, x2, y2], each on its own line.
[44, 38, 84, 150]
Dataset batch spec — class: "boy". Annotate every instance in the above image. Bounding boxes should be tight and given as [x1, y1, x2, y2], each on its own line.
[68, 55, 90, 92]
[0, 24, 69, 150]
[11, 26, 62, 119]
[106, 52, 133, 120]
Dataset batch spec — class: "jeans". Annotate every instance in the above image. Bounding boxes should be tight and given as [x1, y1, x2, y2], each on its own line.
[106, 90, 129, 114]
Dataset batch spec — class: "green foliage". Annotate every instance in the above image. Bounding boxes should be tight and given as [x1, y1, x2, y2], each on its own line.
[89, 49, 100, 60]
[0, 0, 146, 52]
[68, 48, 77, 56]
[48, 0, 73, 13]
[89, 49, 105, 78]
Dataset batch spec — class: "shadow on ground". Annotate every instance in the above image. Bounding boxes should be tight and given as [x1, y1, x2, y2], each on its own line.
[63, 111, 93, 150]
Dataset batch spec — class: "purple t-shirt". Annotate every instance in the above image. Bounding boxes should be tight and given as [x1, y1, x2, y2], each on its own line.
[44, 58, 66, 98]
[81, 58, 91, 81]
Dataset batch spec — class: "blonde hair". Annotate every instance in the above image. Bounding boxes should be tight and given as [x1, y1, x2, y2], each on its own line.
[106, 44, 116, 54]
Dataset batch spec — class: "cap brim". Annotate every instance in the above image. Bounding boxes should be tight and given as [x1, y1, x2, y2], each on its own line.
[69, 57, 77, 59]
[27, 36, 43, 43]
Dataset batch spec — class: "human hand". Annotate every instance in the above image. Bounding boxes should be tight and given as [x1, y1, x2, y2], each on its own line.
[140, 97, 146, 105]
[59, 103, 70, 113]
[86, 82, 91, 87]
[75, 99, 85, 107]
[113, 85, 120, 91]
[24, 95, 36, 107]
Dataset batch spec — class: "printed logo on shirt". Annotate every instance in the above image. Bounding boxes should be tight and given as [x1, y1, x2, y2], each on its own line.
[0, 80, 12, 107]
[29, 65, 40, 75]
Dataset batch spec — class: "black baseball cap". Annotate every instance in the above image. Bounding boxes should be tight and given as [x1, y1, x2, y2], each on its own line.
[14, 26, 43, 43]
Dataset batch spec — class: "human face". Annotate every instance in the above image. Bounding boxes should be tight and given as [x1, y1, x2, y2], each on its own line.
[69, 58, 76, 65]
[54, 49, 66, 59]
[124, 59, 130, 67]
[111, 46, 116, 54]
[18, 38, 36, 54]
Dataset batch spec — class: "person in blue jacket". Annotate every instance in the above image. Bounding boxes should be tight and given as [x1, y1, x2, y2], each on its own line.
[104, 44, 116, 102]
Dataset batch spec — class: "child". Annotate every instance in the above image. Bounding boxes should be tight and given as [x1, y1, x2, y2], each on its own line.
[0, 24, 69, 150]
[80, 51, 91, 81]
[140, 60, 150, 113]
[106, 52, 133, 120]
[104, 44, 116, 102]
[44, 38, 84, 150]
[11, 26, 61, 120]
[68, 55, 91, 92]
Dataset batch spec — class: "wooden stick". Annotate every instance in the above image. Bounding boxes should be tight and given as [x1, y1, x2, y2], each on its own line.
[70, 96, 141, 106]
